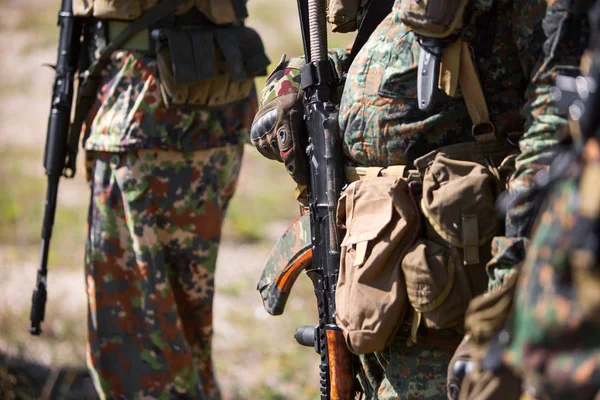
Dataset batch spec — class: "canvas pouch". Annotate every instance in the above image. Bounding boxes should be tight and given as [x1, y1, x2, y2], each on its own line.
[155, 25, 269, 108]
[335, 176, 419, 354]
[400, 141, 516, 337]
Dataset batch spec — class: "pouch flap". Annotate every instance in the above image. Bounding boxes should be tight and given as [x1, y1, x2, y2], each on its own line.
[190, 29, 216, 80]
[214, 29, 247, 82]
[402, 240, 471, 330]
[403, 241, 455, 312]
[420, 153, 500, 248]
[340, 177, 396, 247]
[165, 29, 199, 85]
[235, 27, 270, 77]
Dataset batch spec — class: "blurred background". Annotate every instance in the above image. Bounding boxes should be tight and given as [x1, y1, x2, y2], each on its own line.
[0, 0, 353, 398]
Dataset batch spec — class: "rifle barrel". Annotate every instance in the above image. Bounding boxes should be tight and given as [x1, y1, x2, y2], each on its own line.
[30, 0, 82, 336]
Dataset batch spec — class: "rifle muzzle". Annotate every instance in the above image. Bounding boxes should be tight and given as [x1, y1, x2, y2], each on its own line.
[29, 282, 47, 335]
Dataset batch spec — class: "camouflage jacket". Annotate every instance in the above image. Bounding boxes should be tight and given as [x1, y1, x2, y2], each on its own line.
[83, 50, 256, 153]
[339, 0, 588, 287]
[502, 137, 600, 399]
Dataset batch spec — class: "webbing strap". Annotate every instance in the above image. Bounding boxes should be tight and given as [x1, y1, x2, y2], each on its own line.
[458, 40, 496, 142]
[438, 39, 496, 143]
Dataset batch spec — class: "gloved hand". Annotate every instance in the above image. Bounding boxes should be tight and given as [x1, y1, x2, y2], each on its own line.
[250, 55, 309, 186]
[251, 49, 350, 187]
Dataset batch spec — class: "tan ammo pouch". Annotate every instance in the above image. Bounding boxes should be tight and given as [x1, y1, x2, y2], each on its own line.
[328, 0, 361, 33]
[74, 0, 247, 25]
[400, 140, 518, 341]
[155, 25, 269, 108]
[335, 176, 419, 354]
[398, 0, 469, 38]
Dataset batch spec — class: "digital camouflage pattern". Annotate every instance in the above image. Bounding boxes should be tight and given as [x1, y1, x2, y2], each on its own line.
[339, 0, 587, 288]
[337, 0, 588, 397]
[83, 50, 255, 153]
[359, 325, 460, 399]
[85, 145, 243, 399]
[502, 138, 600, 399]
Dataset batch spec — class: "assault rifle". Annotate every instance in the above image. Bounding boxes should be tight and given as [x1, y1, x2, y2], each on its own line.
[29, 0, 87, 335]
[292, 0, 355, 398]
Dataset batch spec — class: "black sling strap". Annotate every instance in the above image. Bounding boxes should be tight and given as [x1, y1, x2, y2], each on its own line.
[348, 0, 395, 66]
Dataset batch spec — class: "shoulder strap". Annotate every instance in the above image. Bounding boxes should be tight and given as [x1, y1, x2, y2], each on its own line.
[348, 0, 395, 66]
[65, 0, 186, 175]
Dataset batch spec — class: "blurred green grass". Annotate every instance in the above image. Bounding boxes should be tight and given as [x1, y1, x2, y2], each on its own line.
[0, 147, 88, 269]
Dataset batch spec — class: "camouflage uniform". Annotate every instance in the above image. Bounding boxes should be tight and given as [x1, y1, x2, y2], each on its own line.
[501, 137, 600, 399]
[338, 0, 587, 397]
[83, 44, 256, 399]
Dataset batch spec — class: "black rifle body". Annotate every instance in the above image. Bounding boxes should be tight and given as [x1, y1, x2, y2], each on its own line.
[30, 0, 84, 335]
[294, 1, 354, 398]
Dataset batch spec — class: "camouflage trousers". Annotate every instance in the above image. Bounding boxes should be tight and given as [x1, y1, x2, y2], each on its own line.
[84, 144, 243, 399]
[359, 325, 458, 399]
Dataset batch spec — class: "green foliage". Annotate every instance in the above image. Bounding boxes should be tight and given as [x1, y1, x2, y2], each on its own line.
[224, 146, 298, 243]
[0, 148, 88, 269]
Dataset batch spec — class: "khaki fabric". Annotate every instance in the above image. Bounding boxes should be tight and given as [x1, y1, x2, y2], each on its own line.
[73, 0, 243, 24]
[328, 0, 362, 33]
[400, 140, 517, 340]
[398, 0, 469, 38]
[402, 239, 472, 331]
[335, 176, 418, 354]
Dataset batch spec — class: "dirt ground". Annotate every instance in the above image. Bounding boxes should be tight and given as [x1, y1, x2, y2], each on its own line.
[0, 0, 328, 398]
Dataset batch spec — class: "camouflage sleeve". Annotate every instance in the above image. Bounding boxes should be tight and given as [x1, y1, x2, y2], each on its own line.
[503, 157, 600, 398]
[486, 0, 588, 289]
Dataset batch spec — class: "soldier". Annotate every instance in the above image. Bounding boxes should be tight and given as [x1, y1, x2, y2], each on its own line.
[251, 0, 587, 398]
[454, 1, 600, 398]
[76, 1, 268, 398]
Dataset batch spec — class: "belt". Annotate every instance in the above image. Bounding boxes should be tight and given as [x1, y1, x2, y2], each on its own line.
[344, 165, 421, 183]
